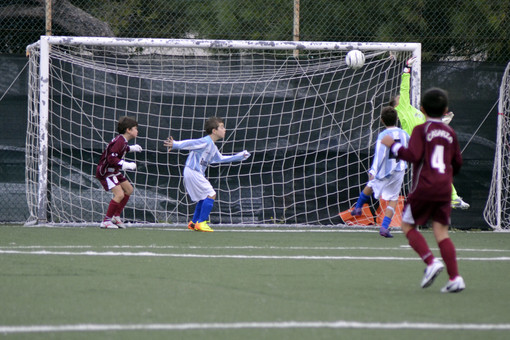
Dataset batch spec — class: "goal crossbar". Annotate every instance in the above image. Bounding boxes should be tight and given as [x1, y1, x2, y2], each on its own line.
[31, 36, 421, 52]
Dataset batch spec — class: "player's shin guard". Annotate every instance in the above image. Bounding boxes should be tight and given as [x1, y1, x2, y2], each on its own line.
[198, 197, 214, 223]
[192, 200, 204, 223]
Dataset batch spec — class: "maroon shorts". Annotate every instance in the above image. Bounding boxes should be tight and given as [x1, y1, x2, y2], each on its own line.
[402, 198, 451, 226]
[97, 173, 127, 191]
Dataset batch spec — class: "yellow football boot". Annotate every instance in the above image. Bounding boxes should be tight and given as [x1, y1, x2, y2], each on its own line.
[194, 221, 214, 232]
[187, 221, 195, 230]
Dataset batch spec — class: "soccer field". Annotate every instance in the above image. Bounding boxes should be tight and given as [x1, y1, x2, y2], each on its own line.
[0, 225, 509, 339]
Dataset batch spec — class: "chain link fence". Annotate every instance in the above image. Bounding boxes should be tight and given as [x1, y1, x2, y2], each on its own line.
[0, 146, 29, 222]
[0, 0, 509, 61]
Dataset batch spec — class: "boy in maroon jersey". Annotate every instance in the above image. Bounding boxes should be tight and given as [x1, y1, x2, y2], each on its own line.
[381, 88, 465, 293]
[96, 116, 142, 229]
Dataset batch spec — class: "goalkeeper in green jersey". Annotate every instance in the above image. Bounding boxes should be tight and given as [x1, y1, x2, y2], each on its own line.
[389, 57, 469, 210]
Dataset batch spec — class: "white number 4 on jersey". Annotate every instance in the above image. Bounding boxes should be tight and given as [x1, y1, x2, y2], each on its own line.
[431, 145, 446, 174]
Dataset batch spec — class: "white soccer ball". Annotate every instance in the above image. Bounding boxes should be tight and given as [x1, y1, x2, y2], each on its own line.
[345, 50, 365, 70]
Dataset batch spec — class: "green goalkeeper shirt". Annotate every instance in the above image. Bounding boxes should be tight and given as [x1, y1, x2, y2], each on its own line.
[395, 72, 425, 135]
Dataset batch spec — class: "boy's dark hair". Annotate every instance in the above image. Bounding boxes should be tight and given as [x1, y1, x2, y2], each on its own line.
[118, 116, 138, 134]
[380, 106, 398, 127]
[421, 87, 448, 118]
[205, 116, 224, 135]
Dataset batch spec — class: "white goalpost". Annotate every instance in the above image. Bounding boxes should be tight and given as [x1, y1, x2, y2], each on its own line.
[26, 36, 421, 227]
[484, 61, 510, 231]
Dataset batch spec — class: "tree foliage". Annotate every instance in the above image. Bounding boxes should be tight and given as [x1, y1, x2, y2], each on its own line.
[1, 0, 508, 61]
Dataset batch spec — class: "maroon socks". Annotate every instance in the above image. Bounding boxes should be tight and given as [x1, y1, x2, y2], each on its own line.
[438, 237, 459, 279]
[105, 199, 121, 221]
[406, 228, 434, 265]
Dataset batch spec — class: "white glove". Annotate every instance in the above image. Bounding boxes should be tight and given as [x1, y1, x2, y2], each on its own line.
[406, 56, 417, 68]
[403, 56, 417, 73]
[120, 160, 137, 171]
[129, 144, 142, 152]
[442, 111, 454, 125]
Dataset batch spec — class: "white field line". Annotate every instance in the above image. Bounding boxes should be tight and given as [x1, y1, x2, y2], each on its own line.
[1, 320, 510, 334]
[137, 227, 507, 234]
[136, 227, 495, 233]
[1, 245, 509, 253]
[149, 228, 388, 233]
[0, 249, 509, 261]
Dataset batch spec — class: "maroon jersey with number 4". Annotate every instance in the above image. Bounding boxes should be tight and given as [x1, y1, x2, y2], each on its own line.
[392, 119, 462, 202]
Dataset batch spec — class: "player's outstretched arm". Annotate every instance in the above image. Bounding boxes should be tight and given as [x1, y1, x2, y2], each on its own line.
[214, 150, 251, 164]
[164, 137, 174, 151]
[232, 150, 251, 161]
[241, 151, 251, 160]
[403, 56, 416, 74]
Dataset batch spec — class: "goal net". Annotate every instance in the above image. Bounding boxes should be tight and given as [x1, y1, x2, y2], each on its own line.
[26, 36, 420, 227]
[484, 62, 510, 231]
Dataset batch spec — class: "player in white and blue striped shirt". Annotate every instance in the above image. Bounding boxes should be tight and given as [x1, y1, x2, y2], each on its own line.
[351, 106, 410, 237]
[164, 117, 250, 232]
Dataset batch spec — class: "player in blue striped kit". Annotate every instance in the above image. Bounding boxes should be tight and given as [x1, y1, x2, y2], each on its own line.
[351, 106, 410, 237]
[164, 117, 250, 232]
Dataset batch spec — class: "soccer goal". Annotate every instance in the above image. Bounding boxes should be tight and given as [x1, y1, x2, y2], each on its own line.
[26, 36, 421, 227]
[484, 62, 510, 231]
